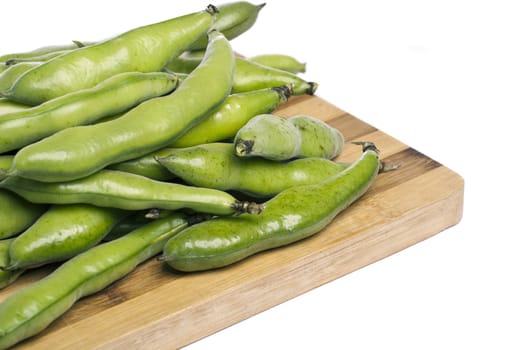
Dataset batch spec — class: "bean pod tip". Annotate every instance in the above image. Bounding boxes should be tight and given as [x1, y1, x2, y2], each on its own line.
[307, 82, 318, 95]
[233, 200, 265, 215]
[206, 4, 220, 15]
[234, 139, 254, 156]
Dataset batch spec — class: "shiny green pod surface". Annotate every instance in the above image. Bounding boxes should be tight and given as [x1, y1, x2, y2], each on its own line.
[7, 30, 234, 182]
[0, 156, 47, 239]
[0, 169, 263, 215]
[0, 239, 24, 290]
[156, 143, 348, 197]
[0, 213, 190, 349]
[6, 6, 216, 105]
[0, 72, 179, 153]
[5, 204, 126, 270]
[161, 142, 381, 271]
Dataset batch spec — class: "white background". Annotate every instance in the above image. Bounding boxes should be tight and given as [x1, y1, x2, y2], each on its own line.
[2, 1, 524, 349]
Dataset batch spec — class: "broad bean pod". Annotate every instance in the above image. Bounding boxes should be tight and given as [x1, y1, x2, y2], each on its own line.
[172, 85, 291, 147]
[0, 40, 86, 62]
[110, 86, 290, 180]
[0, 213, 191, 349]
[6, 6, 217, 105]
[165, 55, 317, 96]
[156, 142, 348, 198]
[4, 204, 127, 271]
[0, 239, 24, 290]
[7, 30, 235, 182]
[188, 1, 266, 50]
[0, 156, 47, 239]
[249, 53, 306, 74]
[4, 50, 73, 66]
[0, 169, 264, 215]
[161, 142, 381, 272]
[234, 114, 344, 160]
[0, 62, 40, 96]
[0, 72, 179, 153]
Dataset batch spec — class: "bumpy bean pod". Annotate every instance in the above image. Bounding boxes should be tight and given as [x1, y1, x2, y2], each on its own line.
[171, 85, 291, 147]
[7, 30, 234, 182]
[0, 72, 179, 153]
[160, 142, 381, 272]
[188, 1, 266, 50]
[156, 143, 348, 197]
[0, 213, 190, 349]
[6, 6, 216, 105]
[165, 55, 317, 96]
[0, 62, 40, 96]
[4, 204, 127, 270]
[0, 169, 263, 215]
[233, 57, 316, 95]
[234, 114, 344, 160]
[0, 239, 24, 290]
[111, 85, 290, 180]
[235, 113, 301, 160]
[0, 156, 47, 239]
[249, 53, 306, 74]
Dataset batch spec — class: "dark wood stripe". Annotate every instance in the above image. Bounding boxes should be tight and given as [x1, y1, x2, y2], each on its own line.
[368, 147, 442, 196]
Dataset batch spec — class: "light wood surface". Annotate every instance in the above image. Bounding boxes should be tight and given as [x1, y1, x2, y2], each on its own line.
[0, 95, 464, 349]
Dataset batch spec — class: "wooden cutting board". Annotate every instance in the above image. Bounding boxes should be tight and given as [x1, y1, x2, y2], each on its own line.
[0, 95, 464, 349]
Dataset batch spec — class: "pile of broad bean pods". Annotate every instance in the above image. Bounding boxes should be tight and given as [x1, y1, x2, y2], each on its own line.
[0, 2, 383, 348]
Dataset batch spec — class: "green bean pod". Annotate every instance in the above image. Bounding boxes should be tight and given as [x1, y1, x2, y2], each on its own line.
[0, 156, 47, 239]
[110, 86, 290, 180]
[161, 142, 381, 272]
[235, 114, 301, 160]
[7, 30, 234, 182]
[6, 6, 217, 105]
[4, 49, 73, 66]
[189, 1, 265, 50]
[173, 85, 291, 148]
[0, 72, 180, 153]
[289, 114, 345, 159]
[0, 98, 28, 115]
[249, 53, 306, 74]
[0, 41, 86, 62]
[234, 114, 344, 160]
[156, 143, 348, 197]
[0, 190, 47, 240]
[103, 210, 172, 241]
[108, 147, 181, 181]
[0, 62, 40, 96]
[0, 64, 7, 74]
[233, 57, 316, 95]
[165, 55, 317, 96]
[4, 204, 127, 271]
[0, 239, 24, 290]
[0, 213, 190, 349]
[0, 169, 264, 215]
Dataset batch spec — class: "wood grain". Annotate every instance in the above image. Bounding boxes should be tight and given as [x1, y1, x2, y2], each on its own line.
[0, 95, 464, 349]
